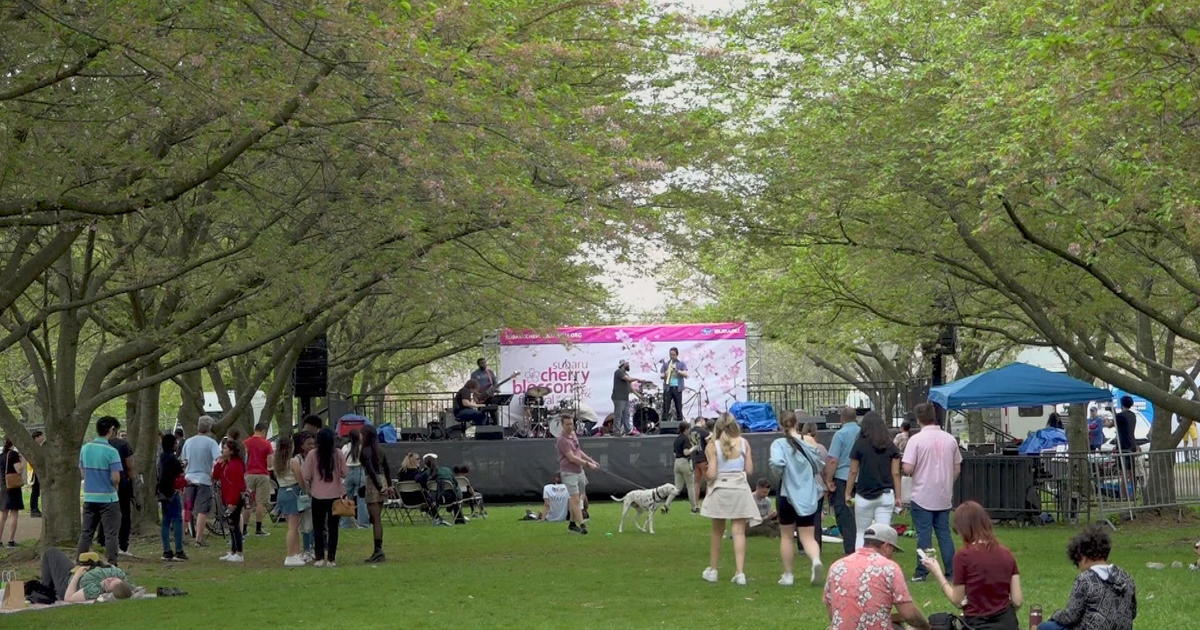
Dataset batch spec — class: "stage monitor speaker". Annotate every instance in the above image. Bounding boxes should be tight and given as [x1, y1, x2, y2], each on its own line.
[292, 335, 328, 398]
[658, 421, 682, 435]
[400, 427, 428, 441]
[474, 426, 504, 441]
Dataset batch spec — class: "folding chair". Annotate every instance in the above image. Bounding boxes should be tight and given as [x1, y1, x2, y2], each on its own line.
[427, 478, 465, 524]
[385, 480, 432, 525]
[455, 475, 487, 519]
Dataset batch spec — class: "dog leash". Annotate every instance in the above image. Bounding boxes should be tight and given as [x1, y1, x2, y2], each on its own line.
[592, 467, 649, 491]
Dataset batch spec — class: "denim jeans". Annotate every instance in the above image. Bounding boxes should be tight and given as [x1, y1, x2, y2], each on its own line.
[341, 467, 365, 529]
[911, 501, 955, 579]
[613, 399, 631, 435]
[160, 494, 184, 553]
[1037, 622, 1067, 630]
[831, 479, 856, 555]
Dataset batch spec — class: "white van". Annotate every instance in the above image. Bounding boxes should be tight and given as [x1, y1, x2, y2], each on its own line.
[998, 404, 1064, 440]
[202, 390, 269, 432]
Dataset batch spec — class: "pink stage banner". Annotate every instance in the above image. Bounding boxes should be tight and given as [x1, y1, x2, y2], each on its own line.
[498, 322, 749, 424]
[500, 322, 747, 346]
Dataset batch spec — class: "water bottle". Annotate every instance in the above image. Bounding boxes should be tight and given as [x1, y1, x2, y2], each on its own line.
[1028, 605, 1043, 629]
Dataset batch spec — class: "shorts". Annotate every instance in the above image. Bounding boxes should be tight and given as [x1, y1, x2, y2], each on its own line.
[3, 488, 22, 511]
[777, 495, 819, 527]
[245, 474, 272, 507]
[185, 484, 214, 515]
[561, 471, 587, 496]
[276, 485, 301, 516]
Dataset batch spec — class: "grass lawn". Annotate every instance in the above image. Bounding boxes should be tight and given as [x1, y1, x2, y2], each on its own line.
[2, 503, 1198, 629]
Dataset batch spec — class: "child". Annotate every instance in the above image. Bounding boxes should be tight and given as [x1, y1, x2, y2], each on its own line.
[1039, 525, 1136, 630]
[157, 433, 188, 561]
[213, 439, 247, 563]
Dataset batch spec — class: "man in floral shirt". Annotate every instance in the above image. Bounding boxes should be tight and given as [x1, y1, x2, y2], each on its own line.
[823, 524, 929, 630]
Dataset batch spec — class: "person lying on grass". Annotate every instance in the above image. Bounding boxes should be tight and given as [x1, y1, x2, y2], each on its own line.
[34, 549, 134, 603]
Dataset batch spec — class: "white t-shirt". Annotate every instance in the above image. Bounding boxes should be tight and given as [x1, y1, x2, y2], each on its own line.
[542, 483, 570, 522]
[341, 444, 362, 468]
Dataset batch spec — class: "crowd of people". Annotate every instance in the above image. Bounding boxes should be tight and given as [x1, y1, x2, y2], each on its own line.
[679, 402, 1139, 630]
[0, 400, 1145, 627]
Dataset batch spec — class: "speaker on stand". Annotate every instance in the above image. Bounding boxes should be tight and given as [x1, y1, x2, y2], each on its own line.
[292, 335, 328, 417]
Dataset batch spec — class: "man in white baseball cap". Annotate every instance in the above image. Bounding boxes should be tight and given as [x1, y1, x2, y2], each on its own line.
[824, 523, 929, 630]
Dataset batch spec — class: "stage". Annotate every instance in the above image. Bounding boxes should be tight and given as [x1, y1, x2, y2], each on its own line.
[379, 430, 835, 502]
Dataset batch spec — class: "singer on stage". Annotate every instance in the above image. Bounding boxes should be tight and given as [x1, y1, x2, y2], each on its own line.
[659, 347, 689, 423]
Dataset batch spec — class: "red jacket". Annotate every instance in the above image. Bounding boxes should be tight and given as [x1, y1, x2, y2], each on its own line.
[212, 457, 246, 507]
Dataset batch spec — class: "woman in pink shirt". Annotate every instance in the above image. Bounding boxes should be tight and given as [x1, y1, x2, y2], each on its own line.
[302, 428, 347, 567]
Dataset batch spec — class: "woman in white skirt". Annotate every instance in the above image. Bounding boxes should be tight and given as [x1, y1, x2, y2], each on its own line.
[701, 414, 761, 585]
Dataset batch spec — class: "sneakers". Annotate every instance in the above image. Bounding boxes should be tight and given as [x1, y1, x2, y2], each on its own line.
[255, 530, 270, 537]
[365, 550, 386, 563]
[173, 550, 189, 561]
[702, 567, 718, 583]
[302, 551, 315, 563]
[283, 555, 306, 567]
[225, 553, 244, 563]
[193, 539, 208, 548]
[811, 563, 825, 585]
[568, 523, 583, 535]
[218, 552, 233, 561]
[731, 573, 747, 586]
[30, 510, 42, 518]
[161, 551, 174, 561]
[326, 561, 337, 568]
[778, 573, 794, 586]
[910, 575, 927, 583]
[5, 541, 16, 548]
[118, 549, 134, 557]
[691, 507, 700, 514]
[313, 559, 328, 568]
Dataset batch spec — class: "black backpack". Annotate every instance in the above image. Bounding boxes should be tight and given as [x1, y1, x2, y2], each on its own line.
[25, 579, 56, 605]
[928, 613, 971, 630]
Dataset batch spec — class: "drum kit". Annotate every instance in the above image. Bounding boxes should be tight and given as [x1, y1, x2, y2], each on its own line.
[632, 381, 661, 434]
[513, 386, 581, 438]
[511, 380, 665, 438]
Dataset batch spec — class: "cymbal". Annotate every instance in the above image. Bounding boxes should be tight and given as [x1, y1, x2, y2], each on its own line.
[526, 386, 551, 398]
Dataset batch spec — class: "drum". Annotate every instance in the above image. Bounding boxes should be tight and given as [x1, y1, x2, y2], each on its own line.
[548, 415, 563, 437]
[633, 407, 659, 434]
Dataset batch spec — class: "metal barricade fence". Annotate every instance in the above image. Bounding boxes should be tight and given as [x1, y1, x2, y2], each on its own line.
[958, 447, 1200, 524]
[354, 393, 455, 429]
[1091, 447, 1200, 520]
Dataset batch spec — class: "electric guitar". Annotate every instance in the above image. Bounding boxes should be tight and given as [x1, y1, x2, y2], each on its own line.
[475, 371, 521, 403]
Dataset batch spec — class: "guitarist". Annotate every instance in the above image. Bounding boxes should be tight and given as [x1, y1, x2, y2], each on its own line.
[659, 347, 689, 424]
[471, 358, 499, 424]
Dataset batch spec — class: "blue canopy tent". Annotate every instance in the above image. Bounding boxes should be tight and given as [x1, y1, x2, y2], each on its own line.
[929, 362, 1110, 410]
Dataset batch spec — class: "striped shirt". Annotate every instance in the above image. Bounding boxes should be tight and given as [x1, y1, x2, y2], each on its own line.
[79, 437, 122, 503]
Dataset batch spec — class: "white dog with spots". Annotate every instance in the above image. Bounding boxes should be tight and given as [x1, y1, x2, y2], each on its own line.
[611, 483, 677, 534]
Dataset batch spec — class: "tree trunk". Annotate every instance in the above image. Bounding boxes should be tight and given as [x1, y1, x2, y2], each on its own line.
[177, 369, 203, 435]
[130, 377, 162, 533]
[39, 412, 87, 546]
[967, 410, 985, 444]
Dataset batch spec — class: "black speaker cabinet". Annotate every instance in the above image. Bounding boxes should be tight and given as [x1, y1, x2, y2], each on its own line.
[658, 421, 682, 435]
[293, 335, 328, 398]
[474, 426, 504, 440]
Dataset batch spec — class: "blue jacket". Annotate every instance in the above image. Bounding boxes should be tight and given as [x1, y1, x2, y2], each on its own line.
[769, 435, 823, 517]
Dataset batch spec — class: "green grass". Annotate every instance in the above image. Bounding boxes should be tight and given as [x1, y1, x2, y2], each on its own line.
[2, 504, 1199, 629]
